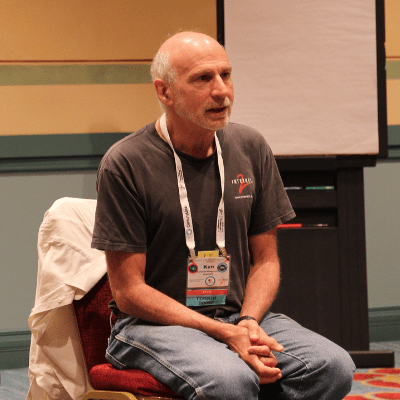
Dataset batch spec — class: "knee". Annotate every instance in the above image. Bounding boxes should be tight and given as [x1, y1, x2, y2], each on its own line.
[197, 361, 259, 400]
[316, 347, 356, 394]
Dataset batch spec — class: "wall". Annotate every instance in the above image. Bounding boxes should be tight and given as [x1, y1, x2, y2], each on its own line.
[362, 0, 400, 341]
[365, 0, 400, 308]
[0, 172, 97, 331]
[0, 0, 218, 368]
[364, 163, 400, 308]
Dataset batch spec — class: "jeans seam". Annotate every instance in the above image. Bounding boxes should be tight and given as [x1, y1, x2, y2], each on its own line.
[106, 350, 127, 368]
[115, 334, 208, 400]
[280, 350, 310, 400]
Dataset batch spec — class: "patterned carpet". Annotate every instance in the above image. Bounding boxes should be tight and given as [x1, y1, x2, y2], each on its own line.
[344, 341, 400, 399]
[345, 368, 400, 399]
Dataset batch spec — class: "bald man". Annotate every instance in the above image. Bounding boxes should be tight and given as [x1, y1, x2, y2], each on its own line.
[92, 32, 355, 400]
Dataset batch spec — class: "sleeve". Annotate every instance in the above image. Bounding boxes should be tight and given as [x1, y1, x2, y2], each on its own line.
[91, 160, 148, 253]
[248, 143, 295, 235]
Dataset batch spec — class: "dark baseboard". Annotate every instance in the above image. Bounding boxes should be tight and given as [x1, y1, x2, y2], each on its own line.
[349, 350, 395, 368]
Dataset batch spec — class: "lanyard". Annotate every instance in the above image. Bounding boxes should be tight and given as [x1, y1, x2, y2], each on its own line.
[159, 113, 227, 260]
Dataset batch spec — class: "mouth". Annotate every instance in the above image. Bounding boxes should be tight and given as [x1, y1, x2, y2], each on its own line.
[206, 106, 228, 114]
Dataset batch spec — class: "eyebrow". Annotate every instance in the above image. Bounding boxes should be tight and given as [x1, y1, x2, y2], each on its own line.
[192, 66, 232, 77]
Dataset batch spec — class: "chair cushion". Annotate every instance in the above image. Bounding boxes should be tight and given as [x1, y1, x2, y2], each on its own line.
[73, 276, 183, 398]
[73, 274, 114, 372]
[89, 363, 184, 398]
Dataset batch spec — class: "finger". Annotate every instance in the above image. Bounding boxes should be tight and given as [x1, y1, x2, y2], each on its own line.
[259, 372, 282, 385]
[257, 332, 284, 352]
[254, 362, 281, 378]
[248, 345, 271, 356]
[245, 320, 260, 342]
[248, 355, 281, 376]
[267, 339, 284, 352]
[258, 355, 278, 368]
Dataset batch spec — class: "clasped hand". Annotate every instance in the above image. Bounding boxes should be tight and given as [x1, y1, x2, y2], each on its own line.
[226, 319, 284, 384]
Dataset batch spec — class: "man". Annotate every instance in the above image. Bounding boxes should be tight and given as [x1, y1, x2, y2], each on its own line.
[92, 31, 355, 399]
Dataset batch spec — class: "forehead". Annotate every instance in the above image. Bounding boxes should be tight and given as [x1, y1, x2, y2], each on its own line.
[171, 41, 231, 78]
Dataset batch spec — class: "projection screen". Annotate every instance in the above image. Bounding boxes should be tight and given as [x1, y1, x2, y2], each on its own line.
[224, 0, 380, 156]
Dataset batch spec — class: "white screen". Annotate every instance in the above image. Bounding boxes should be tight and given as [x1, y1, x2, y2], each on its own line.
[225, 0, 379, 156]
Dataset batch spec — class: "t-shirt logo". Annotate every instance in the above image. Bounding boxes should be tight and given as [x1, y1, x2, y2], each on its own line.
[232, 174, 254, 199]
[237, 174, 251, 193]
[232, 174, 253, 192]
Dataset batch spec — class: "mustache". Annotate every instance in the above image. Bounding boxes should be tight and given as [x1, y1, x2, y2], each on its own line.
[206, 98, 232, 109]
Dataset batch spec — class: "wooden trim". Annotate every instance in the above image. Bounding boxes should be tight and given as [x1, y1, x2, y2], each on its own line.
[349, 351, 395, 368]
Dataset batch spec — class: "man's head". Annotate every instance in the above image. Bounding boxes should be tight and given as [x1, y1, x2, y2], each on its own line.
[151, 31, 234, 132]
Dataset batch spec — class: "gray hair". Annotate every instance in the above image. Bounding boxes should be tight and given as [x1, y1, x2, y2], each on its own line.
[150, 51, 177, 84]
[150, 51, 178, 112]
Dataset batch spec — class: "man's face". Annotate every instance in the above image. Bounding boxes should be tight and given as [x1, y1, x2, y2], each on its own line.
[169, 42, 234, 132]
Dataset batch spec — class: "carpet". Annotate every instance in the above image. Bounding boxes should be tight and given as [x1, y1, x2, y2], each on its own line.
[345, 368, 400, 399]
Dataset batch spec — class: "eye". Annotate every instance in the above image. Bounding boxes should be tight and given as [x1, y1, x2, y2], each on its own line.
[197, 74, 211, 82]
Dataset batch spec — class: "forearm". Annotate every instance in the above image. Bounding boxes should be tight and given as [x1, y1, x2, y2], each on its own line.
[242, 229, 281, 322]
[240, 260, 280, 321]
[106, 250, 238, 343]
[114, 279, 233, 341]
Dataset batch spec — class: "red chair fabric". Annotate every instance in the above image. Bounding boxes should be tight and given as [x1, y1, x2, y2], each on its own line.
[73, 274, 183, 398]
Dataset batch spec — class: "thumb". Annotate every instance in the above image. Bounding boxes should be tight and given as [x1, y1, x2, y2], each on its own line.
[238, 319, 260, 342]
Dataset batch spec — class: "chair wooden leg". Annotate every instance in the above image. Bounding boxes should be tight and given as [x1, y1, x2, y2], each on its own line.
[81, 390, 139, 400]
[81, 390, 181, 400]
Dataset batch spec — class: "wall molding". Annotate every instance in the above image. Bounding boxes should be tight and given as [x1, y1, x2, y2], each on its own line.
[386, 125, 400, 160]
[0, 329, 31, 369]
[0, 307, 399, 369]
[2, 126, 399, 173]
[368, 306, 400, 342]
[0, 64, 152, 86]
[0, 132, 128, 173]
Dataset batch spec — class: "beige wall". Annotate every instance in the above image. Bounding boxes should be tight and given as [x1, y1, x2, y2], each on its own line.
[0, 0, 218, 331]
[0, 0, 217, 136]
[385, 0, 400, 125]
[0, 172, 97, 331]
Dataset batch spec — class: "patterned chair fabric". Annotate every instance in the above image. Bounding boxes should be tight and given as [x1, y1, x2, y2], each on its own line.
[73, 274, 183, 399]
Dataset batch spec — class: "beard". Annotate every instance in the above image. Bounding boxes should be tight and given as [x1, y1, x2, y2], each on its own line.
[173, 95, 232, 131]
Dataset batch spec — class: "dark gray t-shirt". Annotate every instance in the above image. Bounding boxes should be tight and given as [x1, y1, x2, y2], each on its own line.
[92, 121, 295, 317]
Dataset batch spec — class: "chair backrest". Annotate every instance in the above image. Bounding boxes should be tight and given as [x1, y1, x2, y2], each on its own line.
[73, 274, 115, 372]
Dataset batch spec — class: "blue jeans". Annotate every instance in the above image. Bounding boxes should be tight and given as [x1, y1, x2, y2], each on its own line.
[106, 312, 356, 400]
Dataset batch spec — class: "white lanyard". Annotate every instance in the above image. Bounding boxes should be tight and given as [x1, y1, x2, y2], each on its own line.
[160, 113, 227, 260]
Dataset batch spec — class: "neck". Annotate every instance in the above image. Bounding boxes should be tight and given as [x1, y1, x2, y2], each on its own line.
[156, 117, 216, 158]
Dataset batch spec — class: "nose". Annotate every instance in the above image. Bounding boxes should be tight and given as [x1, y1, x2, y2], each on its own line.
[211, 75, 231, 100]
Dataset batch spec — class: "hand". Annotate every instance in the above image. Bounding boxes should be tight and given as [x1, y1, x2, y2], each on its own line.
[238, 319, 284, 352]
[222, 323, 283, 384]
[238, 319, 284, 384]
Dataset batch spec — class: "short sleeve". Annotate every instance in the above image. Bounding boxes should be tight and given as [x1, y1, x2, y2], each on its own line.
[91, 163, 148, 253]
[248, 144, 295, 235]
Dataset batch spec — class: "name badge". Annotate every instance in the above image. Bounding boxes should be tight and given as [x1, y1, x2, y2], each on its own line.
[186, 254, 230, 307]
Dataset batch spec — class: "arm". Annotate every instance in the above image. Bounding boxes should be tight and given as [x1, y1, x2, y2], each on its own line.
[106, 250, 223, 333]
[105, 249, 281, 380]
[242, 228, 281, 324]
[235, 228, 284, 383]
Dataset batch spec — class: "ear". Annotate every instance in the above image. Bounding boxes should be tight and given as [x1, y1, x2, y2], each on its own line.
[154, 79, 173, 107]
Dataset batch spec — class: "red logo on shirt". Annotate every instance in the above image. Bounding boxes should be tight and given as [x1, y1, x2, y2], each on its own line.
[231, 174, 253, 195]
